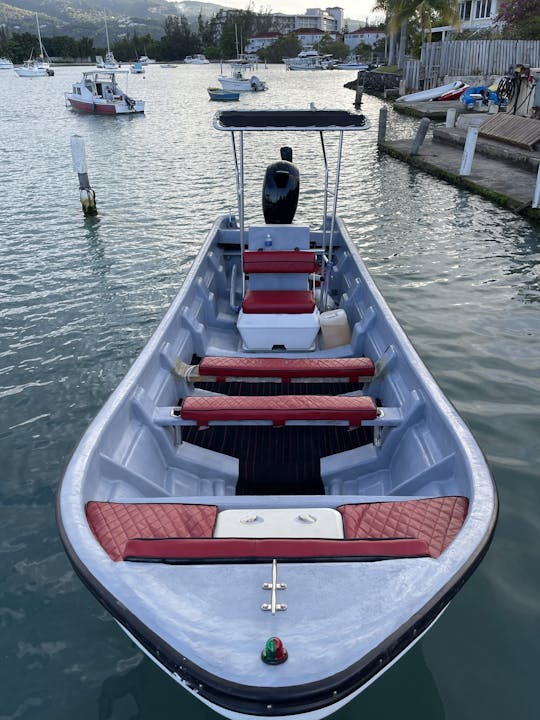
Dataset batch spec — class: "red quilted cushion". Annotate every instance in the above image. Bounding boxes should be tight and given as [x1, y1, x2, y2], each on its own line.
[180, 394, 378, 427]
[242, 290, 315, 314]
[243, 250, 317, 274]
[123, 537, 430, 562]
[198, 356, 375, 383]
[86, 502, 218, 561]
[337, 497, 469, 558]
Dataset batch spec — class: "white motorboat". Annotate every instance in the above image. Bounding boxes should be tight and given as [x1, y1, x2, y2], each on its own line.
[57, 107, 497, 720]
[284, 49, 332, 71]
[218, 64, 267, 92]
[0, 57, 14, 70]
[335, 56, 370, 70]
[184, 54, 210, 64]
[64, 70, 144, 115]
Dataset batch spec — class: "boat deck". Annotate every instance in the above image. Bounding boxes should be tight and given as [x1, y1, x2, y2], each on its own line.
[182, 379, 372, 495]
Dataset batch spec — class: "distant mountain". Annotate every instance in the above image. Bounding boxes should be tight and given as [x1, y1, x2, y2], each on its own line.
[0, 1, 228, 40]
[0, 2, 365, 42]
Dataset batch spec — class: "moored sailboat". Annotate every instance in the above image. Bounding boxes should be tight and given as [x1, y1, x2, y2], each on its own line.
[14, 14, 54, 77]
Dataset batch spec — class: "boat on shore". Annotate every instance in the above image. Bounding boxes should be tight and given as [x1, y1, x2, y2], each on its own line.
[14, 14, 54, 77]
[208, 87, 240, 101]
[57, 107, 497, 720]
[396, 80, 468, 102]
[64, 70, 144, 115]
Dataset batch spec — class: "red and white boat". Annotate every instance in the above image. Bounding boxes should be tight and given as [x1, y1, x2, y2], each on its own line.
[65, 70, 144, 115]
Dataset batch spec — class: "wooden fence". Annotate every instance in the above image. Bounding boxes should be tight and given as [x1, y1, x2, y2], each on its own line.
[423, 40, 540, 81]
[403, 40, 540, 90]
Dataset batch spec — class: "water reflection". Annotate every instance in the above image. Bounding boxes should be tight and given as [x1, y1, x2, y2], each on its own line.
[342, 643, 445, 719]
[95, 643, 444, 720]
[98, 656, 216, 720]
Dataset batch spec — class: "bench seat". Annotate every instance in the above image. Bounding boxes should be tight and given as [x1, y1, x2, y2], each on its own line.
[243, 250, 317, 274]
[242, 290, 315, 314]
[179, 394, 378, 427]
[123, 537, 430, 563]
[86, 497, 468, 562]
[197, 356, 375, 383]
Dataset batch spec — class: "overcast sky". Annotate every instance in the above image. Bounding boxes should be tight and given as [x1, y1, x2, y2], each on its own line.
[217, 2, 382, 23]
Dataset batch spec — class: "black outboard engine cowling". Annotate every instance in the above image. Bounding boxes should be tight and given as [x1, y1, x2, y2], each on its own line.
[262, 146, 299, 224]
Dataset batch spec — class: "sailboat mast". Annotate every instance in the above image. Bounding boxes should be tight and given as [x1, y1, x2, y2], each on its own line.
[104, 12, 111, 53]
[36, 13, 44, 58]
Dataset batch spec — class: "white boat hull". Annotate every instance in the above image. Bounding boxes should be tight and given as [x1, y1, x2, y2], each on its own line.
[397, 81, 465, 102]
[219, 76, 266, 92]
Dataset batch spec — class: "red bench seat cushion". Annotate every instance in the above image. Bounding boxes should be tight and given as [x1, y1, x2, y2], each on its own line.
[123, 537, 430, 563]
[180, 394, 378, 427]
[242, 290, 315, 314]
[86, 502, 218, 561]
[243, 250, 317, 274]
[338, 496, 469, 558]
[198, 356, 376, 383]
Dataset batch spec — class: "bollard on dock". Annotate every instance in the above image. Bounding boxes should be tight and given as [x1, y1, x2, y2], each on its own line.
[532, 165, 540, 209]
[410, 118, 430, 156]
[70, 135, 97, 217]
[459, 127, 479, 176]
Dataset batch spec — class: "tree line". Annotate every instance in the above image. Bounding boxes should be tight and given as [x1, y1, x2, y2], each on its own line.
[0, 8, 381, 64]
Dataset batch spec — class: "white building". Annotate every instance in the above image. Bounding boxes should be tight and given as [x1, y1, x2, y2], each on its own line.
[344, 27, 386, 50]
[433, 0, 500, 38]
[245, 31, 283, 55]
[271, 7, 344, 34]
[293, 27, 340, 48]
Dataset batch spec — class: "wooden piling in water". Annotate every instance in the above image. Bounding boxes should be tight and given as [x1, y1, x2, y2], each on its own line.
[70, 135, 97, 217]
[378, 107, 388, 145]
[354, 71, 364, 108]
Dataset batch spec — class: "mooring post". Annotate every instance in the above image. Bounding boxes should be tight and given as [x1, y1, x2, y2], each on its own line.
[409, 118, 430, 155]
[445, 108, 457, 128]
[354, 70, 364, 107]
[70, 135, 97, 216]
[377, 106, 388, 145]
[460, 126, 479, 176]
[532, 164, 540, 208]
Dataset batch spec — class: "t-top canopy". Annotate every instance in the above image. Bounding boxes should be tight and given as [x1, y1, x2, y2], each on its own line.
[213, 108, 369, 131]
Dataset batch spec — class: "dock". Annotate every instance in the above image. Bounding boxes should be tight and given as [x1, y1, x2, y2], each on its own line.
[379, 109, 540, 221]
[392, 99, 467, 120]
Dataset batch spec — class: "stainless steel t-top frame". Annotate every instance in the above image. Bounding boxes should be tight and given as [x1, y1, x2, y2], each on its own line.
[213, 108, 370, 310]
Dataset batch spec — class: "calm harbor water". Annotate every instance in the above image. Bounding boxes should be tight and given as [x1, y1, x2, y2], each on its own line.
[1, 64, 539, 720]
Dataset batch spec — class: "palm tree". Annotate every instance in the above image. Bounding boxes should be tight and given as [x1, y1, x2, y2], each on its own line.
[373, 0, 459, 68]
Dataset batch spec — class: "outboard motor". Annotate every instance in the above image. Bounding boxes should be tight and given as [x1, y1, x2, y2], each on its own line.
[262, 147, 299, 224]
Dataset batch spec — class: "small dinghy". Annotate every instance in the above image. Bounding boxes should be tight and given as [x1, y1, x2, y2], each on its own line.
[396, 80, 467, 102]
[57, 108, 497, 720]
[208, 87, 240, 101]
